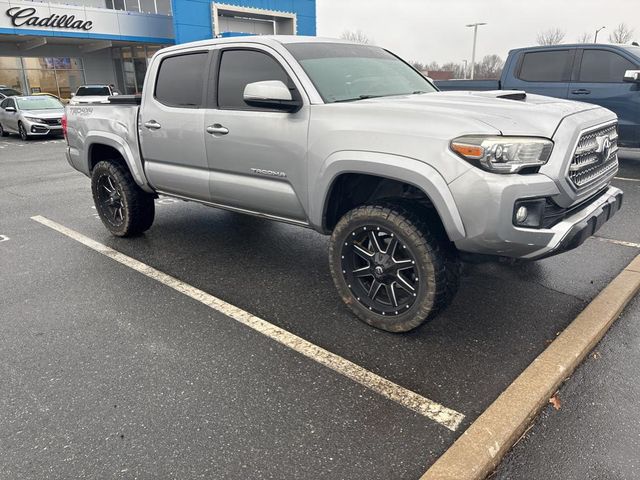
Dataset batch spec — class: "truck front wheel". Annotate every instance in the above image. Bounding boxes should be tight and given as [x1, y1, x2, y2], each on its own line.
[329, 203, 460, 332]
[91, 160, 155, 237]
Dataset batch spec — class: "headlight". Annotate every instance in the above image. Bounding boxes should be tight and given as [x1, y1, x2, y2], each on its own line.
[450, 136, 553, 173]
[24, 116, 45, 124]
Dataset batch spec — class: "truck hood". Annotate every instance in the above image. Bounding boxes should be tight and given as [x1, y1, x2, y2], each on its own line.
[355, 90, 602, 138]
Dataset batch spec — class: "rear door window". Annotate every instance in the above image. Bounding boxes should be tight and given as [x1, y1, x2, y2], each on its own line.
[155, 52, 208, 108]
[578, 49, 636, 83]
[518, 50, 573, 82]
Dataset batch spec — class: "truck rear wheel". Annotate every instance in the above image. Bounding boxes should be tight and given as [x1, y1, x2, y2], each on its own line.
[91, 160, 155, 237]
[329, 203, 460, 332]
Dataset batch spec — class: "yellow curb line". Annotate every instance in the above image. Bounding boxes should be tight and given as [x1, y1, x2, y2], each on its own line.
[421, 253, 640, 480]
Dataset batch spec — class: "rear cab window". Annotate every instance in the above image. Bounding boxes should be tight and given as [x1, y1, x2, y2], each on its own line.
[76, 86, 111, 96]
[517, 50, 573, 82]
[154, 52, 209, 108]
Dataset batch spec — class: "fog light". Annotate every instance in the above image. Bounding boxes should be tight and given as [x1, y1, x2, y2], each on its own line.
[513, 198, 547, 228]
[516, 206, 528, 223]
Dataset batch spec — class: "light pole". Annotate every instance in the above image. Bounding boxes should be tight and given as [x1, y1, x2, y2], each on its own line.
[594, 26, 606, 43]
[463, 59, 468, 79]
[466, 22, 487, 80]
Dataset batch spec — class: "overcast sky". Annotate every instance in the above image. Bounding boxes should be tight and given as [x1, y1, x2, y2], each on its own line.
[316, 0, 640, 65]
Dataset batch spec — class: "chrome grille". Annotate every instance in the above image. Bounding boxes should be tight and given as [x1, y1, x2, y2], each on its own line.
[569, 123, 618, 189]
[43, 118, 62, 126]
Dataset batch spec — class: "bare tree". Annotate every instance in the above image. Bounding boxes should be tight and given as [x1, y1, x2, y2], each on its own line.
[340, 30, 372, 45]
[577, 32, 592, 43]
[536, 28, 566, 45]
[475, 55, 505, 79]
[411, 61, 425, 71]
[608, 23, 634, 44]
[441, 62, 466, 79]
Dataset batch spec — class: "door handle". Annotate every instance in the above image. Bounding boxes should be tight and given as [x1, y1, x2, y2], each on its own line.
[571, 89, 591, 95]
[144, 120, 161, 130]
[206, 124, 229, 135]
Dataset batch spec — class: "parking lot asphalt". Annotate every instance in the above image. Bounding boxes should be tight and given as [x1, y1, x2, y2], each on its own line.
[1, 136, 639, 479]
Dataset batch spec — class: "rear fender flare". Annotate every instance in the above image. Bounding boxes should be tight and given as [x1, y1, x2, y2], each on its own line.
[84, 131, 153, 193]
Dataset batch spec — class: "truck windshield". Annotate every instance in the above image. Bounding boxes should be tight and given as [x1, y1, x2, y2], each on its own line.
[17, 97, 63, 110]
[76, 86, 110, 96]
[285, 42, 436, 103]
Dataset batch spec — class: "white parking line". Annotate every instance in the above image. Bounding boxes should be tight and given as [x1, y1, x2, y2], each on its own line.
[594, 236, 640, 249]
[0, 235, 9, 243]
[614, 176, 640, 183]
[31, 215, 465, 431]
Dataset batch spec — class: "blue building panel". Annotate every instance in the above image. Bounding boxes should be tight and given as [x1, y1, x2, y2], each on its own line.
[171, 0, 316, 44]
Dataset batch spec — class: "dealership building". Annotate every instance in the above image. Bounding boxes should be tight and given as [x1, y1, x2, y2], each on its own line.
[0, 0, 316, 98]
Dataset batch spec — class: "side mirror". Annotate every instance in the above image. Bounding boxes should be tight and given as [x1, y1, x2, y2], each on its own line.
[70, 93, 75, 98]
[5, 106, 16, 112]
[623, 70, 640, 83]
[243, 80, 301, 112]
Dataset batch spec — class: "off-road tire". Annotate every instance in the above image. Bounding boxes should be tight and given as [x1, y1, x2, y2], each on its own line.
[329, 202, 460, 332]
[0, 123, 8, 137]
[91, 160, 155, 237]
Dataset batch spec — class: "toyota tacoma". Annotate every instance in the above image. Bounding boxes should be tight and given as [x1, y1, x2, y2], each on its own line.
[64, 36, 623, 332]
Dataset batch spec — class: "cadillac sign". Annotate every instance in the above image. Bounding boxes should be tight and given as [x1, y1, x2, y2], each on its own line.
[5, 6, 93, 31]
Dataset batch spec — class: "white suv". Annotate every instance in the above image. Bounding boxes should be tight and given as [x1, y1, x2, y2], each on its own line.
[69, 85, 120, 105]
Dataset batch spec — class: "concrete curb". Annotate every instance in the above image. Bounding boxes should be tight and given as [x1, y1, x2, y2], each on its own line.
[421, 254, 640, 480]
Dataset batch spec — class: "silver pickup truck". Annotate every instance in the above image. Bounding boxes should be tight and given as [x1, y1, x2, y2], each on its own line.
[64, 36, 623, 332]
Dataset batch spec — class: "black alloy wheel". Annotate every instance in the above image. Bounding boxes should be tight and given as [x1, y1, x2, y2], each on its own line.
[341, 226, 419, 315]
[0, 123, 7, 137]
[329, 203, 460, 332]
[96, 172, 125, 228]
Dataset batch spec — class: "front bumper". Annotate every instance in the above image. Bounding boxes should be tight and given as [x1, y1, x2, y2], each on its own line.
[449, 164, 623, 259]
[24, 119, 62, 136]
[534, 187, 622, 259]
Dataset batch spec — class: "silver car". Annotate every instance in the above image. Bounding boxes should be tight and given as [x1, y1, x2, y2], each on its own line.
[0, 95, 64, 141]
[0, 85, 22, 100]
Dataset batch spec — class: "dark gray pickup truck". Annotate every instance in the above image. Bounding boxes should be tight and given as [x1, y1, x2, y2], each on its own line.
[437, 44, 640, 148]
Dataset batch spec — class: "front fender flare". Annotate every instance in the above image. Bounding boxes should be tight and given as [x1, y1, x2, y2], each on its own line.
[84, 131, 153, 193]
[312, 151, 466, 241]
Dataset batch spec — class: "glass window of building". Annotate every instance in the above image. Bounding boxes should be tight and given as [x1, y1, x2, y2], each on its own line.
[0, 57, 26, 94]
[113, 45, 164, 94]
[19, 57, 86, 100]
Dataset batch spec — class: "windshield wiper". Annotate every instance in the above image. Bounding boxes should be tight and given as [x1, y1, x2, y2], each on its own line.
[333, 94, 386, 103]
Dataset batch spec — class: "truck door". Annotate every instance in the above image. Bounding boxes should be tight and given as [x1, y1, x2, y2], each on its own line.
[569, 48, 640, 148]
[139, 50, 212, 202]
[505, 49, 575, 99]
[203, 45, 309, 223]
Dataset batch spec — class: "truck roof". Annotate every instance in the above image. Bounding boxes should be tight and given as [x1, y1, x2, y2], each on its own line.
[508, 43, 640, 55]
[157, 35, 353, 54]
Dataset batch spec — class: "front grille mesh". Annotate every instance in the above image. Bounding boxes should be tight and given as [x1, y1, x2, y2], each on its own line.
[569, 123, 618, 189]
[43, 118, 62, 126]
